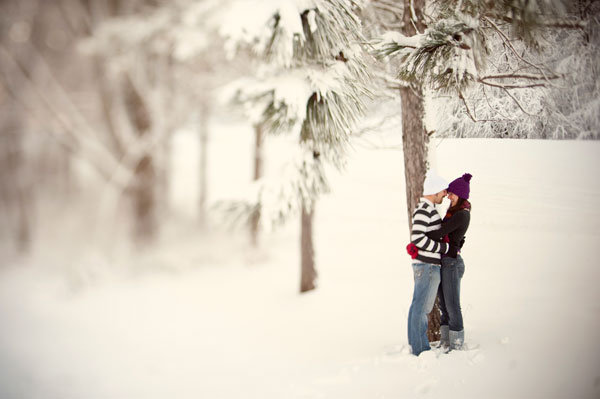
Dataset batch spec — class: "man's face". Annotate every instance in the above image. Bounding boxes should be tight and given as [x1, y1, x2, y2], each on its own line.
[434, 189, 447, 204]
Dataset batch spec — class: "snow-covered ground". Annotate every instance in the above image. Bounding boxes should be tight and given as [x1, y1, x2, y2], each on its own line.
[1, 126, 599, 399]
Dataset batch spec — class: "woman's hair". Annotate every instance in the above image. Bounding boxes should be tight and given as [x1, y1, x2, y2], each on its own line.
[447, 197, 468, 215]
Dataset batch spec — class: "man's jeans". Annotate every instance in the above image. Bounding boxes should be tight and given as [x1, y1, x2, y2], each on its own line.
[439, 255, 466, 332]
[407, 263, 441, 356]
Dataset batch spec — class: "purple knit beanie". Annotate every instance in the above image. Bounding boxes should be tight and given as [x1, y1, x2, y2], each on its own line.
[447, 173, 472, 199]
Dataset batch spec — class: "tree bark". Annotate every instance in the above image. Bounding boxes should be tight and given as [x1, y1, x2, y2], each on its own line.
[300, 203, 317, 293]
[401, 0, 441, 341]
[132, 154, 155, 245]
[15, 178, 32, 254]
[0, 92, 32, 255]
[124, 76, 156, 245]
[400, 86, 428, 224]
[250, 122, 263, 247]
[1, 121, 32, 255]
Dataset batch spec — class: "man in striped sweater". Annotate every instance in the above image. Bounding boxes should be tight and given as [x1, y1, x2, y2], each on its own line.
[407, 171, 455, 356]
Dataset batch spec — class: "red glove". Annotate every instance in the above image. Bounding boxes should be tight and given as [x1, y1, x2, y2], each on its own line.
[406, 243, 419, 259]
[442, 235, 450, 243]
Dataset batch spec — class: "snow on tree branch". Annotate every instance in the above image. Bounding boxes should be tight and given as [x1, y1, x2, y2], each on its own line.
[214, 147, 329, 230]
[217, 0, 372, 227]
[375, 15, 483, 93]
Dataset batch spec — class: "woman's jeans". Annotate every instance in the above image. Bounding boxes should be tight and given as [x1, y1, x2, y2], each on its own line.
[439, 255, 465, 333]
[408, 263, 441, 356]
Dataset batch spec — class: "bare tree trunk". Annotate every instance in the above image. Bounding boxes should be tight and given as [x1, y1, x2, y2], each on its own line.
[15, 177, 32, 254]
[6, 131, 32, 255]
[14, 148, 31, 254]
[132, 155, 155, 245]
[300, 203, 317, 293]
[0, 103, 32, 255]
[250, 122, 263, 247]
[155, 134, 170, 221]
[124, 76, 156, 245]
[400, 86, 429, 224]
[401, 0, 440, 342]
[198, 99, 209, 227]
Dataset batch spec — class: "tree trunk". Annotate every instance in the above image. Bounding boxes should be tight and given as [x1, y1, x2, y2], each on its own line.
[401, 0, 428, 223]
[0, 105, 32, 255]
[132, 155, 156, 245]
[400, 86, 429, 224]
[401, 0, 441, 341]
[6, 136, 32, 255]
[250, 122, 263, 247]
[300, 203, 317, 293]
[124, 76, 156, 245]
[156, 134, 170, 222]
[198, 99, 209, 227]
[15, 178, 32, 254]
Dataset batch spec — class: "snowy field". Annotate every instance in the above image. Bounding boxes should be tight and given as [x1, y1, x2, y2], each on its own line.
[1, 125, 599, 399]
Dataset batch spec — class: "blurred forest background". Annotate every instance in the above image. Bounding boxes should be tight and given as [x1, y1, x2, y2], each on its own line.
[0, 0, 598, 285]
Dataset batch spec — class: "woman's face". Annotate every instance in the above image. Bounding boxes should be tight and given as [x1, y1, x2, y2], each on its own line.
[447, 192, 459, 207]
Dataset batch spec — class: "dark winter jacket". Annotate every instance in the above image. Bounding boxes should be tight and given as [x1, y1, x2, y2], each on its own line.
[427, 205, 471, 258]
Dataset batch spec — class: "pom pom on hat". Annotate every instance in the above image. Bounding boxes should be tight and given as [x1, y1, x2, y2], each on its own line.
[448, 173, 473, 199]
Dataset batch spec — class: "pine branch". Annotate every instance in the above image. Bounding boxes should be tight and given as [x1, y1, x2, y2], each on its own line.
[477, 79, 546, 89]
[502, 87, 538, 117]
[482, 16, 551, 76]
[480, 73, 562, 81]
[409, 0, 424, 34]
[482, 85, 515, 121]
[370, 70, 410, 92]
[458, 91, 498, 123]
[458, 91, 477, 123]
[494, 14, 587, 30]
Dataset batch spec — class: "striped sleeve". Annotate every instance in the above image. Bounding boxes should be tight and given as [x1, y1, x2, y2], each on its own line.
[410, 205, 448, 255]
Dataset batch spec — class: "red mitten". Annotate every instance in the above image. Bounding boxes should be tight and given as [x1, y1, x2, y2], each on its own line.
[406, 243, 419, 259]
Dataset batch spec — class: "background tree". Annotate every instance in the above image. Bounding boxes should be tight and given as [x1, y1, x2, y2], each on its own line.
[82, 0, 229, 239]
[219, 0, 372, 293]
[373, 0, 589, 341]
[0, 0, 167, 249]
[0, 0, 229, 253]
[0, 0, 105, 256]
[430, 1, 600, 140]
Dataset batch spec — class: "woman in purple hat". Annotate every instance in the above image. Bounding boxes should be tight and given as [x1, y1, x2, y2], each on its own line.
[427, 173, 472, 350]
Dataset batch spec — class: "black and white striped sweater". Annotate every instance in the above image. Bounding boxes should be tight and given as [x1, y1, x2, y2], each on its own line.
[410, 198, 449, 265]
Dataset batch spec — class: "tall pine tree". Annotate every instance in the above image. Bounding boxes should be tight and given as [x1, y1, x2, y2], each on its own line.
[219, 0, 371, 293]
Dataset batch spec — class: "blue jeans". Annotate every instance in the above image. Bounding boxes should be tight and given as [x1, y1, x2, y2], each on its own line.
[407, 263, 441, 356]
[439, 255, 465, 332]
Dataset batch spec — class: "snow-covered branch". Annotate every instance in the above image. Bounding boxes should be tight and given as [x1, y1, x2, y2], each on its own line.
[477, 79, 546, 90]
[214, 147, 329, 229]
[494, 15, 587, 30]
[457, 91, 499, 123]
[218, 0, 373, 233]
[480, 73, 562, 81]
[482, 16, 553, 77]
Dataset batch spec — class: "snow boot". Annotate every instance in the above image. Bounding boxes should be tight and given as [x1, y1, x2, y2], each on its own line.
[440, 325, 450, 349]
[450, 329, 464, 350]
